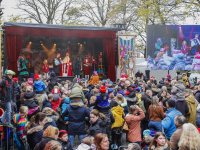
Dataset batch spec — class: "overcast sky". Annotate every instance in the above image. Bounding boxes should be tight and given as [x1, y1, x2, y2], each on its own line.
[1, 0, 23, 21]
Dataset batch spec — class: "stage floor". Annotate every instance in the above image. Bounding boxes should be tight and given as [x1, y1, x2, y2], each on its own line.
[58, 76, 75, 82]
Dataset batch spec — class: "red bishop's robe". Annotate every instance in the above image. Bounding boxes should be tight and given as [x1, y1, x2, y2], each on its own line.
[60, 60, 72, 76]
[83, 59, 90, 75]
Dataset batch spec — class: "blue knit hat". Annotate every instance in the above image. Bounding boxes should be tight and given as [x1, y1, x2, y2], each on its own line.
[108, 88, 114, 94]
[196, 119, 200, 127]
[118, 91, 125, 96]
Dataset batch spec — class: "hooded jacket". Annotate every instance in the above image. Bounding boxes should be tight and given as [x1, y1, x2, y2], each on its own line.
[62, 102, 90, 135]
[43, 117, 57, 131]
[111, 105, 124, 128]
[87, 117, 107, 137]
[23, 92, 38, 109]
[97, 93, 109, 108]
[69, 83, 86, 103]
[142, 93, 152, 121]
[195, 90, 200, 103]
[61, 97, 70, 121]
[34, 80, 45, 92]
[152, 88, 161, 96]
[171, 84, 185, 101]
[26, 78, 33, 87]
[83, 89, 91, 102]
[27, 124, 44, 150]
[42, 98, 52, 110]
[57, 139, 73, 150]
[185, 95, 197, 126]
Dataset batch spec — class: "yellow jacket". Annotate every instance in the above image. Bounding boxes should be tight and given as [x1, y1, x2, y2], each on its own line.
[111, 105, 125, 128]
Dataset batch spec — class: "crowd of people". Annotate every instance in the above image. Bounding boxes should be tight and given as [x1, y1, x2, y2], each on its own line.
[0, 69, 200, 150]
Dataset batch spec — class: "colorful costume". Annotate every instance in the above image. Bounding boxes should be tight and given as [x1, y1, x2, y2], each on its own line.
[60, 56, 72, 77]
[19, 58, 29, 78]
[83, 58, 90, 78]
[89, 72, 99, 85]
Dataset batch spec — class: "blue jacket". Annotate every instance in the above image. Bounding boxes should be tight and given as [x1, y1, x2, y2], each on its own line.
[34, 80, 45, 92]
[61, 97, 70, 121]
[161, 108, 182, 139]
[42, 98, 52, 110]
[27, 124, 44, 150]
[62, 101, 90, 135]
[97, 93, 109, 108]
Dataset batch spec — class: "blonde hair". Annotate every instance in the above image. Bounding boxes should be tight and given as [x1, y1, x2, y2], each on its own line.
[81, 136, 94, 146]
[152, 96, 159, 110]
[91, 96, 97, 101]
[44, 140, 62, 150]
[19, 106, 28, 115]
[26, 86, 33, 92]
[146, 90, 151, 95]
[178, 123, 200, 149]
[171, 80, 177, 86]
[43, 59, 48, 64]
[194, 86, 198, 90]
[109, 93, 114, 99]
[21, 83, 26, 89]
[116, 94, 124, 103]
[43, 126, 59, 138]
[129, 105, 137, 114]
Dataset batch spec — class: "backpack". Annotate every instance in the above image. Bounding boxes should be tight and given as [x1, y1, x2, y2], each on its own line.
[0, 80, 14, 100]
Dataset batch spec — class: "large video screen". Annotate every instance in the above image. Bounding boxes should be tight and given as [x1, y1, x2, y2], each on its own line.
[147, 25, 200, 70]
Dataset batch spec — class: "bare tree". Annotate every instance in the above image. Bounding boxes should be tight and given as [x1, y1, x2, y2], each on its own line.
[17, 0, 73, 24]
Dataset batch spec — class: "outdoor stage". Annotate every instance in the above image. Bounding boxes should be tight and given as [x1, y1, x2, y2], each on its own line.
[3, 22, 118, 81]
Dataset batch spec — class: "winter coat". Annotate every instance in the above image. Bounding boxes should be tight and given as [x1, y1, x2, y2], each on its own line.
[27, 124, 44, 150]
[161, 108, 182, 139]
[26, 78, 34, 87]
[62, 101, 90, 135]
[69, 83, 86, 103]
[96, 93, 109, 108]
[15, 82, 21, 97]
[46, 72, 61, 83]
[87, 118, 107, 137]
[34, 80, 46, 93]
[149, 143, 170, 150]
[170, 126, 183, 150]
[83, 89, 91, 102]
[171, 84, 185, 101]
[51, 88, 61, 111]
[23, 92, 38, 109]
[149, 105, 165, 121]
[135, 72, 143, 78]
[195, 90, 200, 103]
[0, 77, 17, 102]
[61, 97, 70, 121]
[42, 98, 52, 110]
[43, 117, 57, 130]
[185, 95, 197, 126]
[175, 100, 189, 116]
[111, 105, 124, 128]
[197, 104, 200, 120]
[125, 107, 145, 143]
[142, 93, 152, 121]
[152, 88, 161, 96]
[20, 87, 26, 104]
[12, 114, 27, 139]
[34, 136, 56, 150]
[89, 75, 99, 85]
[57, 139, 73, 150]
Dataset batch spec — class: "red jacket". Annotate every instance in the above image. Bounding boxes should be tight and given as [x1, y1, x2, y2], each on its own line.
[42, 64, 49, 73]
[197, 127, 200, 133]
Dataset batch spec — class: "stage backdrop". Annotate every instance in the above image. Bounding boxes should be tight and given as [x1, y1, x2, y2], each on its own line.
[147, 25, 200, 70]
[118, 35, 135, 78]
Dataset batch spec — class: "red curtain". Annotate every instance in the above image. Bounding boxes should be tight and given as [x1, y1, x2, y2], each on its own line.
[6, 35, 24, 76]
[102, 38, 116, 81]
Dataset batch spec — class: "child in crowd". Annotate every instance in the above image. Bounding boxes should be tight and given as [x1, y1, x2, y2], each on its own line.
[89, 96, 97, 111]
[58, 130, 73, 150]
[42, 93, 53, 110]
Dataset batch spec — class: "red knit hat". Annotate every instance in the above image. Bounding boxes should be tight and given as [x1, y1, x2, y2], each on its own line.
[59, 130, 68, 138]
[99, 86, 106, 93]
[34, 73, 40, 80]
[13, 78, 18, 82]
[125, 75, 129, 78]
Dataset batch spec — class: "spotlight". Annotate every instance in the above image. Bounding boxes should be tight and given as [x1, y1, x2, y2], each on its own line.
[41, 44, 43, 45]
[78, 43, 80, 45]
[29, 42, 32, 44]
[54, 44, 56, 45]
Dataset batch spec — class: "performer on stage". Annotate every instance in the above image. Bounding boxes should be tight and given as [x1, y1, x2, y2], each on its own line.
[60, 52, 72, 77]
[98, 52, 103, 69]
[91, 56, 98, 72]
[42, 59, 49, 78]
[181, 40, 189, 56]
[53, 53, 62, 76]
[19, 56, 29, 81]
[191, 34, 200, 55]
[83, 55, 91, 79]
[74, 56, 81, 78]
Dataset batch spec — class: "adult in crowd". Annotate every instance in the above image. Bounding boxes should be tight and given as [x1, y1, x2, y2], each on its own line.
[149, 132, 170, 150]
[170, 114, 186, 150]
[94, 133, 110, 150]
[135, 70, 143, 79]
[125, 105, 145, 146]
[178, 123, 200, 150]
[87, 109, 107, 137]
[148, 96, 164, 132]
[161, 100, 182, 140]
[184, 89, 198, 126]
[34, 126, 59, 150]
[24, 112, 47, 150]
[171, 81, 189, 116]
[44, 140, 62, 150]
[69, 83, 86, 104]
